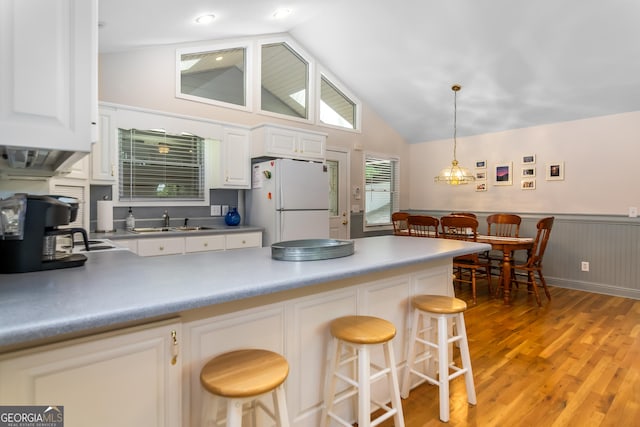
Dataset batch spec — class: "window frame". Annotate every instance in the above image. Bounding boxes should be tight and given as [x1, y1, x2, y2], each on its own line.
[317, 67, 361, 133]
[175, 40, 254, 112]
[255, 36, 315, 125]
[363, 152, 400, 231]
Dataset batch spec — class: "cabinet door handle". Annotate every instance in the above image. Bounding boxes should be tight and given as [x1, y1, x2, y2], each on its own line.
[204, 242, 208, 247]
[159, 246, 164, 251]
[170, 330, 178, 365]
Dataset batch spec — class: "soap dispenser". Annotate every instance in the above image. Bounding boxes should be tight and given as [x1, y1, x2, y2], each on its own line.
[126, 207, 136, 231]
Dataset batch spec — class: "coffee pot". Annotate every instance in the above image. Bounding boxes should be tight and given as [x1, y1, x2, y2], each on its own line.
[0, 194, 89, 273]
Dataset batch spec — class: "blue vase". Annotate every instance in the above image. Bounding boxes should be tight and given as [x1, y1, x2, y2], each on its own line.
[225, 207, 241, 226]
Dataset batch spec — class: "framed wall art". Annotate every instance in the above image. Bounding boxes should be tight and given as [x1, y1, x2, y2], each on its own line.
[493, 162, 513, 186]
[522, 154, 536, 165]
[475, 181, 487, 192]
[475, 160, 487, 169]
[475, 171, 487, 180]
[545, 161, 564, 181]
[521, 167, 536, 177]
[521, 179, 536, 190]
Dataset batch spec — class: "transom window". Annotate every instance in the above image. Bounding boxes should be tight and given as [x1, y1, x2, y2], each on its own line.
[364, 154, 400, 227]
[177, 45, 248, 109]
[320, 75, 356, 129]
[118, 129, 206, 202]
[261, 42, 309, 119]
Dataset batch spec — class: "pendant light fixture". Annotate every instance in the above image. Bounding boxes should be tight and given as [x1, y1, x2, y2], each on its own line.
[434, 84, 475, 185]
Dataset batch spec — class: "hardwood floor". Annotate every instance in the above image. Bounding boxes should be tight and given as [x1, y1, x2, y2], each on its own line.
[380, 281, 640, 426]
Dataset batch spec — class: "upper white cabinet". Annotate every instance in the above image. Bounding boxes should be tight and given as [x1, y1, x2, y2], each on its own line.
[0, 0, 97, 153]
[91, 107, 117, 182]
[252, 124, 326, 161]
[208, 127, 251, 189]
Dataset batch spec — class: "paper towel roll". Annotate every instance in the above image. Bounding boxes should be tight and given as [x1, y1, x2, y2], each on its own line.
[96, 200, 114, 232]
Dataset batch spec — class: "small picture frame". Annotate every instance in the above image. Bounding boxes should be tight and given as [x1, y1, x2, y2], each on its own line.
[475, 160, 487, 169]
[545, 161, 565, 181]
[521, 167, 536, 177]
[521, 179, 536, 190]
[522, 154, 536, 165]
[475, 181, 487, 192]
[475, 171, 487, 180]
[494, 162, 513, 186]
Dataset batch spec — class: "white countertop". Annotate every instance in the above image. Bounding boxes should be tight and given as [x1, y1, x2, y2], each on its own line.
[0, 236, 490, 350]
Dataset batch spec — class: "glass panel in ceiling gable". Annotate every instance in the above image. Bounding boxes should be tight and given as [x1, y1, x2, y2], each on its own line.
[261, 43, 308, 119]
[320, 76, 356, 129]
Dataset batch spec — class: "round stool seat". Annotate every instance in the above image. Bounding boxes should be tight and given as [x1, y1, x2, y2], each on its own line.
[412, 295, 467, 314]
[200, 349, 289, 398]
[330, 315, 396, 344]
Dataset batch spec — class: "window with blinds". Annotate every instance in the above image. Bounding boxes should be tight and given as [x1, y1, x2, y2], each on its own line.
[118, 129, 205, 202]
[364, 155, 400, 227]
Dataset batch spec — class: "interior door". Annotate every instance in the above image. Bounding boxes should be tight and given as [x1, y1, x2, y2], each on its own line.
[326, 149, 349, 239]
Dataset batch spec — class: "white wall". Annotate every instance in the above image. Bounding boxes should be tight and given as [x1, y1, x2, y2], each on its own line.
[409, 111, 640, 215]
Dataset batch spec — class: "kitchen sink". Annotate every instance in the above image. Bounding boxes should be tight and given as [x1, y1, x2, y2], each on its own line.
[131, 226, 215, 233]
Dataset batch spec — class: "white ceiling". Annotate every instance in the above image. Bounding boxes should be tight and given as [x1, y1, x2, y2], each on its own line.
[98, 0, 640, 143]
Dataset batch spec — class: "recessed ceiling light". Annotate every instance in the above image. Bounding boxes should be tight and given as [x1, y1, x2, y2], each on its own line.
[215, 56, 223, 61]
[195, 14, 216, 24]
[272, 8, 291, 19]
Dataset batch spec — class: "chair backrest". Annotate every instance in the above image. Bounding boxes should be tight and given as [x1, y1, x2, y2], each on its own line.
[450, 212, 477, 219]
[407, 215, 439, 237]
[486, 213, 521, 237]
[391, 212, 410, 235]
[440, 215, 479, 241]
[527, 217, 555, 268]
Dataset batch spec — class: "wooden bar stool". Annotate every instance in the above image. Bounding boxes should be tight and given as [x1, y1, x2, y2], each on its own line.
[321, 315, 405, 427]
[200, 349, 290, 427]
[400, 295, 476, 422]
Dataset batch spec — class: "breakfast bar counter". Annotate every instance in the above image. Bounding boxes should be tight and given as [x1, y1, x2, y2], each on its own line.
[0, 235, 489, 427]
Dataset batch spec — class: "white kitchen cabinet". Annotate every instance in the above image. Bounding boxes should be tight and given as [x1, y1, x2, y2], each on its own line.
[252, 124, 326, 161]
[91, 107, 118, 182]
[48, 180, 89, 230]
[132, 231, 261, 257]
[208, 127, 251, 189]
[137, 237, 185, 257]
[115, 238, 139, 254]
[225, 232, 262, 249]
[185, 234, 225, 253]
[0, 320, 182, 427]
[0, 0, 97, 155]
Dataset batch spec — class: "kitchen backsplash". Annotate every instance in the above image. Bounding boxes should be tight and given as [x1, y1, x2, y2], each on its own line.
[90, 185, 241, 231]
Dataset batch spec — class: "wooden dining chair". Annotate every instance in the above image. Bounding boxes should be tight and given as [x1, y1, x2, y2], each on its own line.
[392, 212, 410, 235]
[509, 216, 555, 306]
[485, 213, 522, 278]
[440, 215, 491, 304]
[407, 215, 439, 237]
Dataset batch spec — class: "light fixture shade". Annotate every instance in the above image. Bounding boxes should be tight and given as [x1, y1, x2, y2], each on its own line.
[434, 160, 475, 185]
[434, 84, 475, 185]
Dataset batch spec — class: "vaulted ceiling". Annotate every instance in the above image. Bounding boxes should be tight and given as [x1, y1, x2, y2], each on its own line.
[98, 0, 640, 143]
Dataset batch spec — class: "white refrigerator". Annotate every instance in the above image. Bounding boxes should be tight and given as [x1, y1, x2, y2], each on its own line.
[245, 158, 329, 246]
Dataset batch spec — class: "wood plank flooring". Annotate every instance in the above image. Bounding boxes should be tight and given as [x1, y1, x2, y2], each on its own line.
[380, 281, 640, 427]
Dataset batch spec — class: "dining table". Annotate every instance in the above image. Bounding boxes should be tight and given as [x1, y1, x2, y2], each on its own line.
[475, 235, 534, 305]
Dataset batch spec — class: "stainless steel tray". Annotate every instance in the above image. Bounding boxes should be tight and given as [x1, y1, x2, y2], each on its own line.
[271, 239, 354, 261]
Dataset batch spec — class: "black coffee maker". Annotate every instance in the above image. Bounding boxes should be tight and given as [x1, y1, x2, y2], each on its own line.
[0, 194, 89, 273]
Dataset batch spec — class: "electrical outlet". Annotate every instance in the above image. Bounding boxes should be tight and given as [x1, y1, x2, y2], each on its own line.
[222, 205, 229, 215]
[210, 205, 221, 216]
[581, 261, 590, 272]
[629, 207, 638, 218]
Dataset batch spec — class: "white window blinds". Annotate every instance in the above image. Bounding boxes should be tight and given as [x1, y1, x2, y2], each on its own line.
[364, 155, 399, 226]
[118, 129, 205, 202]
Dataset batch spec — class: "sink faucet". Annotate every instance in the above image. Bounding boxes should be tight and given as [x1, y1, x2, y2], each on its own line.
[162, 210, 170, 228]
[184, 218, 189, 227]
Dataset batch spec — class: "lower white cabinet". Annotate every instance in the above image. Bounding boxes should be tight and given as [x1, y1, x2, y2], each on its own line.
[131, 232, 262, 257]
[137, 236, 185, 257]
[185, 234, 225, 253]
[0, 320, 182, 427]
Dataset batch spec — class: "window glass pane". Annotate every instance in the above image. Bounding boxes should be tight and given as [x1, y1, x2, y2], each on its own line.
[119, 129, 205, 202]
[180, 47, 246, 106]
[327, 160, 338, 216]
[365, 156, 399, 226]
[261, 43, 308, 119]
[320, 76, 356, 129]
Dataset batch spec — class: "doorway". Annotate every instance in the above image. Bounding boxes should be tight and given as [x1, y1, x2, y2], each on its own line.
[326, 148, 350, 239]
